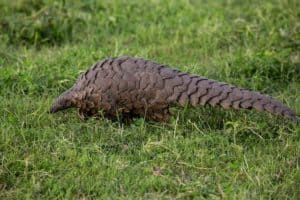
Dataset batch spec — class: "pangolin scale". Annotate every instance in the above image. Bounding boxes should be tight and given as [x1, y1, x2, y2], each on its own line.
[50, 56, 299, 122]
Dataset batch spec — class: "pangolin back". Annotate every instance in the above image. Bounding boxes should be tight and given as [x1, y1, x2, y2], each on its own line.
[50, 56, 299, 122]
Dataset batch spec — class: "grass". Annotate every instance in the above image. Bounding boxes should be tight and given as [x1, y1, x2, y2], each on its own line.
[0, 0, 300, 199]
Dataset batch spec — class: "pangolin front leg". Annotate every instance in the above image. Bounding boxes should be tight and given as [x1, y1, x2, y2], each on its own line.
[50, 56, 299, 123]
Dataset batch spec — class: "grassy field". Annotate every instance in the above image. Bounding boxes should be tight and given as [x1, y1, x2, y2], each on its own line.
[0, 0, 300, 199]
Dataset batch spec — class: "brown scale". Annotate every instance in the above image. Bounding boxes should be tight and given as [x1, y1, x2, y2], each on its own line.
[50, 56, 299, 122]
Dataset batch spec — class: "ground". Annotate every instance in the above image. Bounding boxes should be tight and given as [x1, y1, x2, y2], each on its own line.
[0, 0, 299, 199]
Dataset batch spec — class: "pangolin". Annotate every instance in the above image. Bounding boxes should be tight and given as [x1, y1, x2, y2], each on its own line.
[50, 56, 299, 122]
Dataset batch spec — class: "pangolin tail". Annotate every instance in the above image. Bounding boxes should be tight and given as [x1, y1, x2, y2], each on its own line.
[179, 75, 298, 121]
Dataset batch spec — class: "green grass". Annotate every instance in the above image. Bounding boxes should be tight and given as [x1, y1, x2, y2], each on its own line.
[1, 0, 300, 199]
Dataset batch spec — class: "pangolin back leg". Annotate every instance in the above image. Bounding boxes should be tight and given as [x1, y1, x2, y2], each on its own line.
[146, 106, 171, 123]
